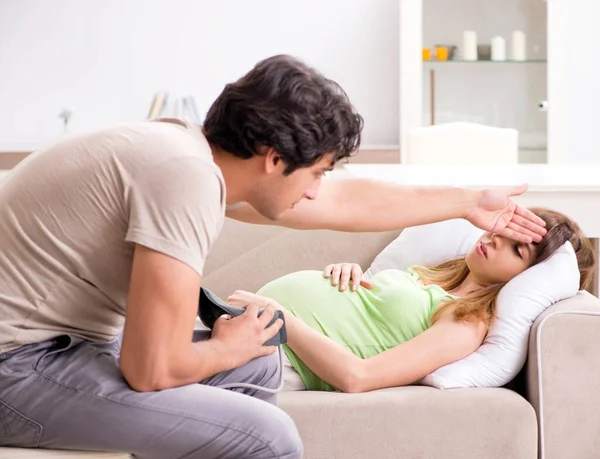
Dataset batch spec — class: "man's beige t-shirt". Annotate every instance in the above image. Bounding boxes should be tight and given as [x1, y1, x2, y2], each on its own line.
[0, 118, 226, 354]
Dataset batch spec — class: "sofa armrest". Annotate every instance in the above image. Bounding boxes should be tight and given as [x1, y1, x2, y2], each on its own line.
[527, 291, 600, 459]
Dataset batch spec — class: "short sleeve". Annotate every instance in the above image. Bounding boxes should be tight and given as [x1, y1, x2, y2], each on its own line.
[125, 157, 225, 276]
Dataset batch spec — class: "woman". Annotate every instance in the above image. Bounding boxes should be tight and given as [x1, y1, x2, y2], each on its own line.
[227, 208, 596, 393]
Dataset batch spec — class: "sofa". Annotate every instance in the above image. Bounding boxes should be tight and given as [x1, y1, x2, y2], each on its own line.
[3, 218, 600, 459]
[205, 219, 600, 459]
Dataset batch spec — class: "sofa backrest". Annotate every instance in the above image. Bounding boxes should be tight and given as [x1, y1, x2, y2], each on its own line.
[203, 218, 400, 297]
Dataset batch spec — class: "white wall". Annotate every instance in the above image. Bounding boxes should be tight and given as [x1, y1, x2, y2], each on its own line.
[562, 0, 600, 163]
[0, 0, 399, 148]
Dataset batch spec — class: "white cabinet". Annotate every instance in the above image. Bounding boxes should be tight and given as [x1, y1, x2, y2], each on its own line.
[399, 0, 578, 164]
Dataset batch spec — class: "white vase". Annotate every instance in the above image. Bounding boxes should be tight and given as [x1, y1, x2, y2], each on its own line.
[511, 30, 527, 61]
[491, 36, 506, 61]
[462, 31, 478, 61]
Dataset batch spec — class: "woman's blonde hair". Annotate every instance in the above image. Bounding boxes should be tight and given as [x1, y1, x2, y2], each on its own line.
[412, 208, 597, 327]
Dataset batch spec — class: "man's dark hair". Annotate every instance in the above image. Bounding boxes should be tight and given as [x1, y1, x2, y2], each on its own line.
[203, 54, 363, 175]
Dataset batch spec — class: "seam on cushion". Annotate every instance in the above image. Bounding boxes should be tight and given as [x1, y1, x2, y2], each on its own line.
[536, 310, 600, 459]
[209, 228, 396, 279]
[204, 228, 294, 280]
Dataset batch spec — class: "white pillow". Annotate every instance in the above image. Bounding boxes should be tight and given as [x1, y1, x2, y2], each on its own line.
[365, 219, 580, 389]
[365, 219, 484, 277]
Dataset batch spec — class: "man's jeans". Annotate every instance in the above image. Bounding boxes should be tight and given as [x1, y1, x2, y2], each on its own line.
[0, 331, 302, 459]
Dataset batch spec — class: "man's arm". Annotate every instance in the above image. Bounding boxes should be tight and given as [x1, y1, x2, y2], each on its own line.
[119, 245, 281, 392]
[227, 178, 475, 231]
[227, 178, 546, 242]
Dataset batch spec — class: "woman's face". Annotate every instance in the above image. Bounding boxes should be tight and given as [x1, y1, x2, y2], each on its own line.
[465, 232, 536, 286]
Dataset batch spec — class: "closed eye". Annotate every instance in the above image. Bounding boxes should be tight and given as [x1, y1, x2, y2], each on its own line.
[514, 243, 523, 259]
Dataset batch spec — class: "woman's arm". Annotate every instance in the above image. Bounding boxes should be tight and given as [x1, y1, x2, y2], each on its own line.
[227, 291, 487, 393]
[283, 312, 366, 391]
[355, 314, 487, 392]
[285, 309, 486, 393]
[227, 290, 366, 391]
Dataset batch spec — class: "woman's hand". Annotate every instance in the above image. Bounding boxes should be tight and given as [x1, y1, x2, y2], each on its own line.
[323, 263, 374, 292]
[226, 290, 284, 311]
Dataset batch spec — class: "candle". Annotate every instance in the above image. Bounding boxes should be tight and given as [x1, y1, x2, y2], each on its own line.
[491, 36, 506, 61]
[511, 30, 526, 61]
[435, 46, 449, 61]
[462, 31, 478, 61]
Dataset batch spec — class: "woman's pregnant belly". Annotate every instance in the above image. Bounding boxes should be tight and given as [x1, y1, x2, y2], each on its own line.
[257, 269, 436, 359]
[257, 269, 439, 391]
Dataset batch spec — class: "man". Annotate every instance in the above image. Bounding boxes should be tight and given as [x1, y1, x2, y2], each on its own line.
[0, 55, 545, 458]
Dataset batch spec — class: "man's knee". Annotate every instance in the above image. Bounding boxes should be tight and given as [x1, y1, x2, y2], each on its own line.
[192, 402, 302, 459]
[131, 399, 302, 459]
[261, 407, 303, 459]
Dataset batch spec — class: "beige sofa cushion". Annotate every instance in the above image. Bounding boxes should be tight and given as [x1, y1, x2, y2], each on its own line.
[527, 291, 600, 459]
[204, 218, 400, 298]
[279, 386, 538, 459]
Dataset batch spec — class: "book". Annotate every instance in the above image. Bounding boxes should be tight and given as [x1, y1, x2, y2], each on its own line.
[147, 92, 168, 119]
